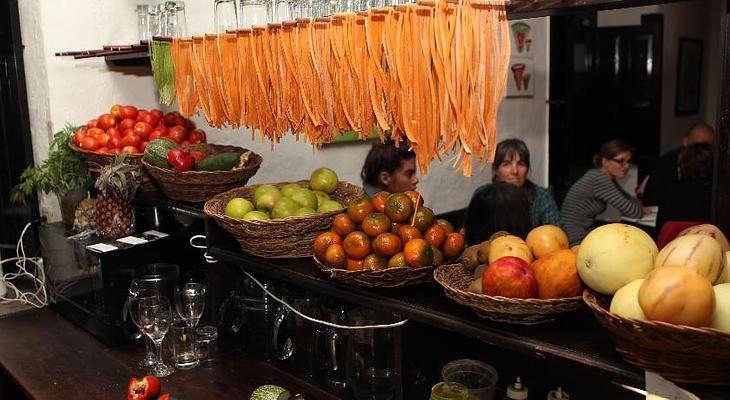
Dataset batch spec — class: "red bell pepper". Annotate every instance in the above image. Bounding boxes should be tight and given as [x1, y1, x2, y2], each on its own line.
[157, 394, 176, 400]
[166, 148, 195, 172]
[127, 376, 161, 400]
[190, 150, 206, 162]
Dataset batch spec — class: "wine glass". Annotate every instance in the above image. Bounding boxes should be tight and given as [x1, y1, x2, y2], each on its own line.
[175, 283, 206, 328]
[137, 296, 174, 377]
[125, 279, 160, 369]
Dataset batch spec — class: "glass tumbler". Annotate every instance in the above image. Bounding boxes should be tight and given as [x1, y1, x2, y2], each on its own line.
[136, 5, 150, 42]
[239, 0, 269, 29]
[175, 1, 188, 36]
[196, 325, 219, 368]
[172, 317, 199, 369]
[214, 0, 239, 32]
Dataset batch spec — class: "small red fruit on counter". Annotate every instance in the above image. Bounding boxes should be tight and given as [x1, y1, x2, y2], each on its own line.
[188, 129, 206, 144]
[127, 375, 161, 400]
[134, 122, 153, 139]
[119, 118, 136, 131]
[97, 113, 117, 130]
[482, 256, 537, 298]
[190, 150, 206, 161]
[120, 105, 139, 120]
[110, 104, 122, 120]
[79, 136, 100, 151]
[122, 134, 141, 148]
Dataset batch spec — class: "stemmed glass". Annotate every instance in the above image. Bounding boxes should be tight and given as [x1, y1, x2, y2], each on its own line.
[137, 296, 174, 377]
[174, 283, 206, 357]
[126, 279, 159, 369]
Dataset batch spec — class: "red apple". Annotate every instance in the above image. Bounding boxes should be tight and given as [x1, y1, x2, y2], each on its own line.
[482, 256, 537, 298]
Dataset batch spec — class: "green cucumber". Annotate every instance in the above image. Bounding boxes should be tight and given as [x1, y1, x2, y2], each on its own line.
[193, 152, 241, 171]
[143, 138, 180, 168]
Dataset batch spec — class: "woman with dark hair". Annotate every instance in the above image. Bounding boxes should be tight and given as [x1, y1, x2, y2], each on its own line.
[361, 141, 418, 197]
[560, 140, 644, 245]
[655, 142, 714, 231]
[464, 182, 532, 245]
[470, 138, 562, 230]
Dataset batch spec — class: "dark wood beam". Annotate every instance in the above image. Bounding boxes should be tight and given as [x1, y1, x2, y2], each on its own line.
[713, 6, 730, 233]
[507, 0, 687, 19]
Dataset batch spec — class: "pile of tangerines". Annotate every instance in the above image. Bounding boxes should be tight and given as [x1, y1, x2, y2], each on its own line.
[313, 191, 466, 271]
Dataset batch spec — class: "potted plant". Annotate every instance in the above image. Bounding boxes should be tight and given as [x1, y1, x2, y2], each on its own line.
[10, 125, 91, 226]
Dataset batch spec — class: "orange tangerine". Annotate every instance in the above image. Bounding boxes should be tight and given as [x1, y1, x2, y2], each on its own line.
[343, 231, 371, 260]
[313, 231, 342, 260]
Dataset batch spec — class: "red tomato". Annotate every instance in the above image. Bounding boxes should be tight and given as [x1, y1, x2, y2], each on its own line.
[141, 112, 159, 127]
[97, 147, 111, 154]
[86, 119, 98, 129]
[121, 145, 139, 154]
[73, 130, 87, 145]
[150, 109, 163, 120]
[79, 137, 100, 151]
[109, 136, 123, 149]
[182, 118, 196, 131]
[180, 140, 191, 146]
[122, 135, 141, 148]
[96, 133, 110, 148]
[133, 122, 153, 139]
[154, 124, 168, 135]
[187, 130, 206, 144]
[168, 126, 187, 143]
[120, 105, 139, 120]
[136, 110, 149, 123]
[148, 131, 164, 141]
[106, 127, 121, 138]
[97, 113, 117, 130]
[139, 140, 149, 153]
[111, 148, 121, 155]
[119, 118, 136, 131]
[110, 105, 122, 120]
[190, 151, 205, 161]
[123, 128, 135, 137]
[163, 111, 181, 126]
[87, 127, 104, 139]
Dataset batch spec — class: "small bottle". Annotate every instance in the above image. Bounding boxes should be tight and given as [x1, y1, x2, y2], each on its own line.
[506, 376, 528, 400]
[547, 387, 569, 400]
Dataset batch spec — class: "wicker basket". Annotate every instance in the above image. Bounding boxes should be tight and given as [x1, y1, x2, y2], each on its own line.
[314, 256, 441, 288]
[68, 142, 160, 192]
[583, 289, 730, 385]
[433, 264, 583, 325]
[142, 144, 262, 202]
[204, 181, 364, 258]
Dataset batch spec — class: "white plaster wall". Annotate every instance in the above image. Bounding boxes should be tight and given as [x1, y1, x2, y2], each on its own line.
[597, 0, 720, 153]
[19, 1, 550, 220]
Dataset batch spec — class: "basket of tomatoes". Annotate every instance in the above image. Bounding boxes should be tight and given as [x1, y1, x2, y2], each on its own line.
[313, 191, 466, 288]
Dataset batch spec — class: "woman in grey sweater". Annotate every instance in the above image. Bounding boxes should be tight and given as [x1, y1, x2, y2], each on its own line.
[560, 140, 644, 245]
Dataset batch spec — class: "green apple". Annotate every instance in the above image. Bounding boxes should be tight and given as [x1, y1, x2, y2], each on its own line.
[243, 210, 270, 221]
[280, 183, 302, 198]
[256, 191, 281, 212]
[317, 199, 343, 213]
[225, 197, 254, 219]
[253, 184, 280, 204]
[271, 197, 300, 219]
[290, 188, 318, 210]
[313, 190, 330, 205]
[310, 167, 339, 194]
[294, 207, 317, 216]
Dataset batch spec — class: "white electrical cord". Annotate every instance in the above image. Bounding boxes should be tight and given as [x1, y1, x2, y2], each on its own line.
[189, 235, 409, 331]
[0, 222, 48, 308]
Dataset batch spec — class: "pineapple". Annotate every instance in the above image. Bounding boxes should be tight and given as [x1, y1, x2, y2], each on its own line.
[94, 155, 141, 239]
[73, 198, 97, 231]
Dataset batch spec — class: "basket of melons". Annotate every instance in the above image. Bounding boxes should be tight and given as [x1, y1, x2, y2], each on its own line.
[580, 223, 730, 385]
[141, 139, 262, 202]
[312, 191, 466, 288]
[433, 226, 584, 325]
[204, 168, 364, 258]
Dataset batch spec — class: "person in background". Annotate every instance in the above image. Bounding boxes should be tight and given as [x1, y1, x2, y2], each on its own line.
[655, 142, 714, 231]
[464, 182, 532, 245]
[560, 140, 644, 246]
[361, 141, 418, 197]
[471, 138, 563, 230]
[642, 122, 715, 206]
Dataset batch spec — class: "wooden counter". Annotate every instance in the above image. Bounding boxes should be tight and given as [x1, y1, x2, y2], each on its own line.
[0, 308, 338, 399]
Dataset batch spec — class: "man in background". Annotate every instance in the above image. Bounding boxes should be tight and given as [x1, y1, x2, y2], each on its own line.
[642, 122, 715, 206]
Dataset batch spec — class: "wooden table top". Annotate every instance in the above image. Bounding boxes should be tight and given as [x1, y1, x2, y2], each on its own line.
[0, 308, 338, 399]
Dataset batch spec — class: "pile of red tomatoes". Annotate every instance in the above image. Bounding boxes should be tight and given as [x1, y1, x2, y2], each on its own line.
[72, 105, 206, 155]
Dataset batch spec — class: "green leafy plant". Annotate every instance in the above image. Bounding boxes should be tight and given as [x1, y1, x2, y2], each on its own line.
[10, 124, 91, 204]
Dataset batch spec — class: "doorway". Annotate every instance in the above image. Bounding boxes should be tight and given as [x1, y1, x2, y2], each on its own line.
[548, 12, 663, 206]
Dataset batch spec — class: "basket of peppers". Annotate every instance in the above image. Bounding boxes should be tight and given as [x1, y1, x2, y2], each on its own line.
[141, 138, 262, 203]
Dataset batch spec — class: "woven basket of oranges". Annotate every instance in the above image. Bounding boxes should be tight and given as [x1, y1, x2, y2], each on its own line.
[313, 191, 466, 288]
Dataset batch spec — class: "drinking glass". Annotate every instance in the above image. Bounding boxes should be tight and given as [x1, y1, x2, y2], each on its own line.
[214, 0, 239, 32]
[126, 281, 159, 369]
[175, 1, 188, 36]
[136, 5, 150, 42]
[164, 1, 180, 37]
[175, 283, 206, 328]
[171, 317, 199, 369]
[239, 0, 269, 29]
[137, 296, 174, 377]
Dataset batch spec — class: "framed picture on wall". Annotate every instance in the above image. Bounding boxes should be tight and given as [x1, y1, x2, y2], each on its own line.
[675, 38, 703, 115]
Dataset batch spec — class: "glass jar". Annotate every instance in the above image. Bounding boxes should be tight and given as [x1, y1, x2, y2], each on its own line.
[430, 382, 470, 400]
[196, 325, 219, 368]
